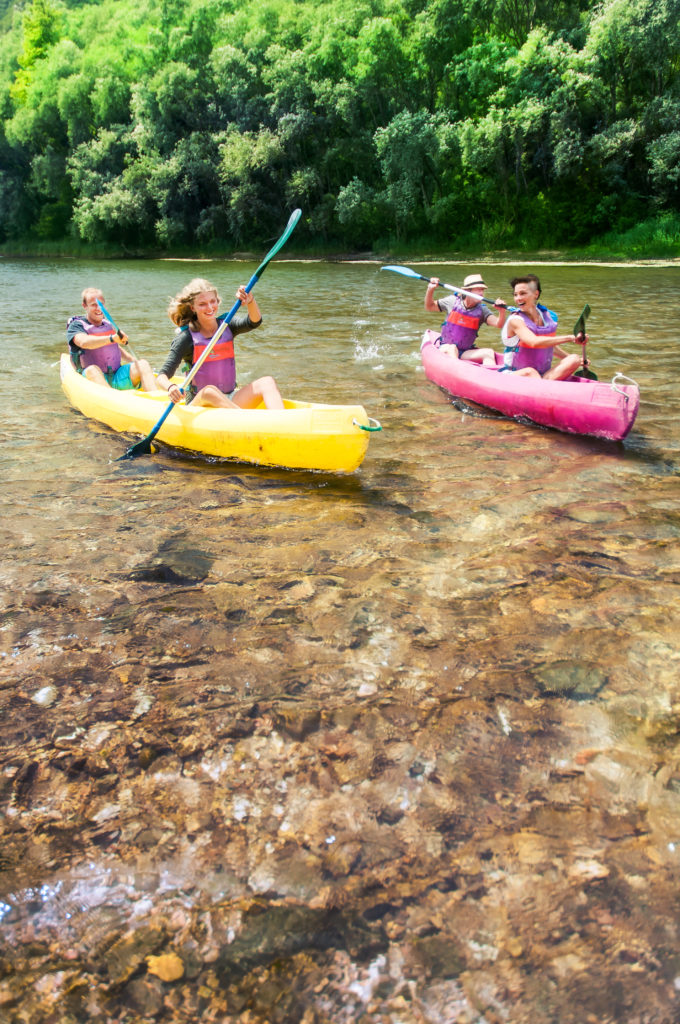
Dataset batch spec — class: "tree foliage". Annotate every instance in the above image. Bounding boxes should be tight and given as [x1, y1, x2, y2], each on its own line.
[0, 0, 678, 251]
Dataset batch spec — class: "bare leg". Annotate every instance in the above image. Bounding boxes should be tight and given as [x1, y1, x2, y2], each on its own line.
[129, 359, 160, 391]
[192, 385, 240, 409]
[438, 344, 460, 361]
[461, 348, 496, 367]
[84, 365, 109, 387]
[545, 354, 582, 381]
[516, 367, 541, 378]
[233, 376, 284, 410]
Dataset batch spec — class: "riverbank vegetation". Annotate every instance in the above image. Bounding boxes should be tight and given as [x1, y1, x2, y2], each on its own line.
[1, 0, 679, 258]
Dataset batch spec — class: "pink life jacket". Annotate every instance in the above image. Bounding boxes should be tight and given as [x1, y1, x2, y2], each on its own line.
[510, 309, 556, 376]
[189, 322, 236, 394]
[76, 320, 121, 374]
[440, 300, 485, 352]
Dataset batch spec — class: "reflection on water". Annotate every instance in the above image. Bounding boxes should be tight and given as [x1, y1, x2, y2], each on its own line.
[1, 258, 680, 1022]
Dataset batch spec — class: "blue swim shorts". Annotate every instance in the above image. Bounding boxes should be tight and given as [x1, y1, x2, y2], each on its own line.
[106, 364, 137, 390]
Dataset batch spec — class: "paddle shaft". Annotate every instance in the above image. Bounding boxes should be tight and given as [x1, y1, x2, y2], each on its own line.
[96, 299, 141, 361]
[435, 279, 507, 308]
[383, 266, 562, 319]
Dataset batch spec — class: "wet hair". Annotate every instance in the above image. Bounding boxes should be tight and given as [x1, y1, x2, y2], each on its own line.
[168, 278, 221, 328]
[81, 287, 104, 305]
[510, 274, 541, 297]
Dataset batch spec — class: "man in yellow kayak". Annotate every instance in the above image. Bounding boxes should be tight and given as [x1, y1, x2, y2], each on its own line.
[66, 287, 158, 391]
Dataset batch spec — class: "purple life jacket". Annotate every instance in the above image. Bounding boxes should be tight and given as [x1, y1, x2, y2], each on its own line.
[72, 318, 121, 374]
[440, 299, 485, 352]
[508, 309, 556, 375]
[189, 322, 236, 394]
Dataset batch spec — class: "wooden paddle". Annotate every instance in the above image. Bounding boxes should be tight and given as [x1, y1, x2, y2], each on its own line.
[118, 208, 302, 461]
[381, 264, 509, 308]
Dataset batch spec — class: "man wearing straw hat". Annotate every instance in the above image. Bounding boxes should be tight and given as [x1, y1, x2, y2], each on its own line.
[424, 272, 507, 367]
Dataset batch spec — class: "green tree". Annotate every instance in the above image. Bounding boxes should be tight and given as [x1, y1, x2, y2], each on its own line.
[219, 125, 288, 242]
[0, 0, 678, 252]
[374, 110, 442, 237]
[584, 0, 680, 121]
[11, 0, 63, 103]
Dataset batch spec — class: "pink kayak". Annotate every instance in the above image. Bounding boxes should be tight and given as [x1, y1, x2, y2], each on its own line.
[420, 330, 640, 441]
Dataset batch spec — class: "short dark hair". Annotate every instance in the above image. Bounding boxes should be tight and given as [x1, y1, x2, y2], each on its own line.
[510, 274, 541, 296]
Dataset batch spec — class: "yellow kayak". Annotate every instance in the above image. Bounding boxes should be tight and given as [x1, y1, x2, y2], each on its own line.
[60, 354, 379, 473]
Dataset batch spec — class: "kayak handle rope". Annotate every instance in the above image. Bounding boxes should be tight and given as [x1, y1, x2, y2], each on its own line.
[353, 417, 382, 432]
[611, 373, 639, 400]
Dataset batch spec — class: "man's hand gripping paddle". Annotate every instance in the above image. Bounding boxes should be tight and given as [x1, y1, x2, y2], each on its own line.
[96, 299, 141, 361]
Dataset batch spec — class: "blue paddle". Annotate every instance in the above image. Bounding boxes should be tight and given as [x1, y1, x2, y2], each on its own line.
[118, 208, 302, 461]
[381, 264, 509, 308]
[96, 299, 141, 360]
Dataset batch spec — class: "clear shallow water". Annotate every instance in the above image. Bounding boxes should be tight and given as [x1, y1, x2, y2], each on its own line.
[1, 257, 680, 1023]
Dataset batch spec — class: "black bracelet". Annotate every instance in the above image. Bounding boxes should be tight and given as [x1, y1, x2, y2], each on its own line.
[110, 334, 115, 344]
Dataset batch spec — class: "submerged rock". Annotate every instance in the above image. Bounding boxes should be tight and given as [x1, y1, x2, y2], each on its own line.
[31, 685, 58, 707]
[534, 660, 607, 699]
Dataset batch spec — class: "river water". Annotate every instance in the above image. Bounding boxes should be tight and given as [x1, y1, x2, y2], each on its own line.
[1, 256, 680, 1023]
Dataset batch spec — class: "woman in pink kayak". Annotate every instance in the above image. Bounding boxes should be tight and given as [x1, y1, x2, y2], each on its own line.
[502, 275, 587, 379]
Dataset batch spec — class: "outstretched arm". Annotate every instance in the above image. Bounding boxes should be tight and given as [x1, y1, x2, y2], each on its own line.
[236, 285, 262, 325]
[424, 278, 441, 312]
[71, 328, 128, 349]
[487, 299, 507, 329]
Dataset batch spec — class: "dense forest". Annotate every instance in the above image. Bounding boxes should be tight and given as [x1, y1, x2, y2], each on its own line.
[0, 0, 679, 255]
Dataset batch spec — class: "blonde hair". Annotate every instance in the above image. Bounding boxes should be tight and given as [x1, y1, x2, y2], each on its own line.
[81, 287, 104, 305]
[168, 278, 221, 329]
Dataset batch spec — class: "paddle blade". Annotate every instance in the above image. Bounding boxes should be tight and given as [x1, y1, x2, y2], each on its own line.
[251, 208, 302, 284]
[280, 207, 302, 242]
[573, 304, 591, 339]
[117, 437, 158, 461]
[380, 265, 423, 281]
[572, 304, 595, 378]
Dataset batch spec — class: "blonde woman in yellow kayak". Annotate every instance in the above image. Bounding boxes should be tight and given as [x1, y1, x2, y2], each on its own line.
[157, 277, 284, 410]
